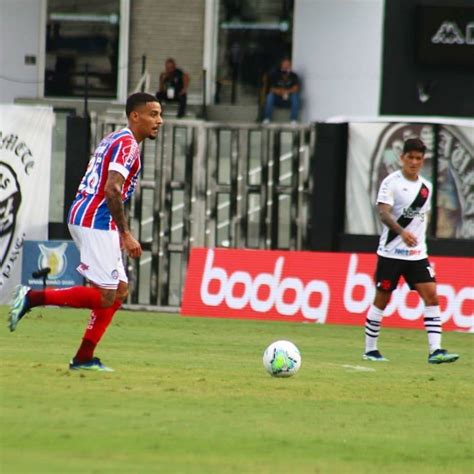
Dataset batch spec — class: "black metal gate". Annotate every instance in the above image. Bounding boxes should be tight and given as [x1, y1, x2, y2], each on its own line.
[98, 118, 316, 308]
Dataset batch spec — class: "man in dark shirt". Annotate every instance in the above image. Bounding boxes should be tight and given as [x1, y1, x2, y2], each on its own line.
[262, 58, 300, 123]
[156, 58, 190, 118]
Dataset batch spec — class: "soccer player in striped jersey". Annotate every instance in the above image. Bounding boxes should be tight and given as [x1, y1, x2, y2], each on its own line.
[8, 92, 163, 371]
[363, 137, 459, 364]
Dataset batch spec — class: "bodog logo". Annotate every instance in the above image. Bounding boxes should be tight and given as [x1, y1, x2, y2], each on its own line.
[0, 162, 22, 267]
[369, 123, 473, 238]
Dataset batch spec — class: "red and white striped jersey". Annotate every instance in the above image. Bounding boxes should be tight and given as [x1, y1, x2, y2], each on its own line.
[67, 128, 141, 230]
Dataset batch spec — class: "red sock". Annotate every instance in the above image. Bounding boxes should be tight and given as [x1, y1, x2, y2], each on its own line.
[73, 339, 96, 363]
[28, 286, 103, 309]
[74, 299, 122, 362]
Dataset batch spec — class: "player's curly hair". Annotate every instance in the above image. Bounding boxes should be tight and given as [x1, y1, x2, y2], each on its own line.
[125, 92, 158, 117]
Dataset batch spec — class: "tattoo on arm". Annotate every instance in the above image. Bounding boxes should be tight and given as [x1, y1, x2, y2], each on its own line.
[377, 203, 404, 235]
[105, 171, 129, 233]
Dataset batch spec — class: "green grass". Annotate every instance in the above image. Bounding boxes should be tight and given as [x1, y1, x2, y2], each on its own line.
[0, 307, 473, 474]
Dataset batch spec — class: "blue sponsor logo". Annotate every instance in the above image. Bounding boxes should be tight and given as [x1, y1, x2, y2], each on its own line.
[394, 248, 422, 256]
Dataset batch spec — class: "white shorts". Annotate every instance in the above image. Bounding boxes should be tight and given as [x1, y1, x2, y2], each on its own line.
[68, 224, 127, 289]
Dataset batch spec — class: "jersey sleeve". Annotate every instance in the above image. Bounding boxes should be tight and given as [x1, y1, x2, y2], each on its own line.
[108, 135, 136, 179]
[376, 177, 394, 206]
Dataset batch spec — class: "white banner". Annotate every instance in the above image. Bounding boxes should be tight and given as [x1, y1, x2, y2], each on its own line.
[345, 121, 474, 238]
[0, 105, 54, 303]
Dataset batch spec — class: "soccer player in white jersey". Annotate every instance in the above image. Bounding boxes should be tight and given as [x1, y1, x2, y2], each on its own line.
[363, 137, 459, 364]
[8, 92, 163, 371]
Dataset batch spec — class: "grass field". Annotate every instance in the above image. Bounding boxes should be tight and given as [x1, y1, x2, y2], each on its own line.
[0, 307, 472, 474]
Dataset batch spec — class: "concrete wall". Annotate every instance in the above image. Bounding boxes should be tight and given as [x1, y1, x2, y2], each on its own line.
[293, 0, 384, 122]
[128, 0, 206, 101]
[2, 0, 388, 117]
[0, 0, 45, 103]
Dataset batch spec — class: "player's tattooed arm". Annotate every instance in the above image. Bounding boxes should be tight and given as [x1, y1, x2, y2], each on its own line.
[105, 171, 142, 258]
[377, 203, 417, 247]
[105, 171, 129, 232]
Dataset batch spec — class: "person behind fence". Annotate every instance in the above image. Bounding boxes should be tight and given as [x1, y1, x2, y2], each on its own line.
[363, 137, 459, 365]
[262, 58, 300, 124]
[8, 92, 163, 372]
[155, 58, 189, 118]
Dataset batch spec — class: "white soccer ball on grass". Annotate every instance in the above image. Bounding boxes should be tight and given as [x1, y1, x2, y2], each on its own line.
[263, 340, 301, 377]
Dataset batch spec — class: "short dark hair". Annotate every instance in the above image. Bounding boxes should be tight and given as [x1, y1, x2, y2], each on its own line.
[403, 137, 426, 155]
[125, 92, 158, 117]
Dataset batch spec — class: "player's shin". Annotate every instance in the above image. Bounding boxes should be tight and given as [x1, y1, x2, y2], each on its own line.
[74, 299, 122, 362]
[423, 305, 442, 354]
[365, 305, 384, 353]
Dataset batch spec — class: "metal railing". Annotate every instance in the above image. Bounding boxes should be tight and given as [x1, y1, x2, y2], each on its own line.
[97, 117, 316, 308]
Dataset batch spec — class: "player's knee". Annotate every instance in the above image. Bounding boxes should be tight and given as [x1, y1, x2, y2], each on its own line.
[116, 287, 129, 302]
[100, 289, 117, 307]
[424, 295, 439, 306]
[116, 282, 129, 302]
[374, 289, 391, 309]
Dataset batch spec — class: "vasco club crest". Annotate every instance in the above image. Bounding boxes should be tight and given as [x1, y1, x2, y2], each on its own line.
[0, 162, 22, 267]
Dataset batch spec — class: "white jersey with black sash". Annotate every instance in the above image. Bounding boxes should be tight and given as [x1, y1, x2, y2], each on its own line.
[376, 170, 432, 261]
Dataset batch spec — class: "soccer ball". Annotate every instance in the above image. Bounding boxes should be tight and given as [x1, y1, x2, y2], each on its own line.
[263, 340, 301, 377]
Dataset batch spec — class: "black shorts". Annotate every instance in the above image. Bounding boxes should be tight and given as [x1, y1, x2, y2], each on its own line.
[374, 256, 436, 292]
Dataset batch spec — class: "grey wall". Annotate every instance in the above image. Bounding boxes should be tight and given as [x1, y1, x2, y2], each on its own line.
[0, 0, 43, 103]
[128, 0, 206, 101]
[293, 0, 384, 122]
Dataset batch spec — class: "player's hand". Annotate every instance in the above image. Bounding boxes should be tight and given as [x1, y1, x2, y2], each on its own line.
[401, 230, 417, 247]
[121, 231, 142, 258]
